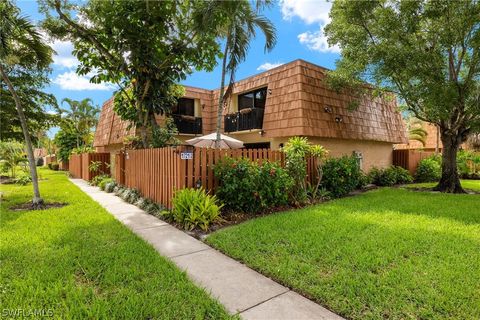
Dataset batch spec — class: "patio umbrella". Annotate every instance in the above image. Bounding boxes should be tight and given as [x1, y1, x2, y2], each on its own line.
[186, 133, 244, 149]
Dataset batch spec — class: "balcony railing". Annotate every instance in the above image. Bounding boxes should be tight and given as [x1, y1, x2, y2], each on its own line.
[224, 108, 264, 133]
[173, 115, 202, 135]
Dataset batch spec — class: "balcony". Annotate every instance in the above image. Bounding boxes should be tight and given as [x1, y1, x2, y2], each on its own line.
[173, 115, 202, 135]
[224, 108, 264, 133]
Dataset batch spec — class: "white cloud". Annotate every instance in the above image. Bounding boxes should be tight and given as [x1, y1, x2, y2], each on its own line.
[298, 27, 340, 53]
[280, 0, 331, 25]
[52, 71, 115, 91]
[50, 39, 79, 69]
[280, 0, 339, 53]
[257, 62, 284, 71]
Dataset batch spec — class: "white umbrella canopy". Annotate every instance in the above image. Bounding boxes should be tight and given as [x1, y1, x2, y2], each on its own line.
[186, 133, 244, 149]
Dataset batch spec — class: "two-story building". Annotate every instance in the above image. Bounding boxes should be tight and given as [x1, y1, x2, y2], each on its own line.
[94, 59, 407, 171]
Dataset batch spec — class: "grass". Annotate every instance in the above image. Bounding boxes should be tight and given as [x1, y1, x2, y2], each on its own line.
[207, 183, 480, 319]
[0, 169, 232, 319]
[408, 179, 480, 192]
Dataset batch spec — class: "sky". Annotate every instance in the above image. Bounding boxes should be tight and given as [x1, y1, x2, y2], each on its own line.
[17, 0, 341, 135]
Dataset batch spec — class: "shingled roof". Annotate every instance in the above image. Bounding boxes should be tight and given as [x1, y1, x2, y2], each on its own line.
[93, 59, 407, 148]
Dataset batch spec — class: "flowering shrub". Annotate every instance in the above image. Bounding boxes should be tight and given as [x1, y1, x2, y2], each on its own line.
[214, 157, 293, 213]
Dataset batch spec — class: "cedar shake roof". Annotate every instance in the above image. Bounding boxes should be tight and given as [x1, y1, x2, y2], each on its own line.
[93, 59, 407, 148]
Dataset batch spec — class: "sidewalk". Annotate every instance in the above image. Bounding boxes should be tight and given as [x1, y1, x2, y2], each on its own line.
[70, 179, 343, 320]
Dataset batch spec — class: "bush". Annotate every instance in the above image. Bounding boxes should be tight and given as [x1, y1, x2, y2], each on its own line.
[50, 162, 59, 171]
[415, 157, 441, 182]
[14, 175, 32, 185]
[416, 156, 442, 182]
[104, 181, 117, 193]
[98, 177, 114, 190]
[393, 166, 414, 184]
[90, 174, 109, 187]
[120, 188, 140, 204]
[35, 157, 44, 166]
[214, 157, 293, 213]
[320, 155, 365, 198]
[164, 188, 223, 231]
[369, 166, 413, 186]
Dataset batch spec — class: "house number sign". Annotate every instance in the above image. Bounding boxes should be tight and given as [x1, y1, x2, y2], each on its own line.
[181, 152, 193, 160]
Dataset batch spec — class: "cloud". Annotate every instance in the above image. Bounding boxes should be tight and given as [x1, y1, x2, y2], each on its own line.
[50, 39, 79, 69]
[298, 27, 340, 53]
[257, 62, 284, 71]
[280, 0, 339, 53]
[52, 71, 115, 91]
[280, 0, 331, 25]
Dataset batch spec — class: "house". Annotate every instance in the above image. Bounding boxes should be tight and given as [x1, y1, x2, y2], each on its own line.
[94, 59, 407, 171]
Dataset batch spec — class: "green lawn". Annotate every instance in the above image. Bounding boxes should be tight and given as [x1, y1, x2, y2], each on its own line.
[207, 184, 480, 319]
[0, 169, 231, 319]
[408, 179, 480, 192]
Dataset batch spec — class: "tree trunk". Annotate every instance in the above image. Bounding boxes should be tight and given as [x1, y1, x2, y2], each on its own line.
[0, 64, 43, 207]
[215, 43, 229, 147]
[433, 129, 465, 193]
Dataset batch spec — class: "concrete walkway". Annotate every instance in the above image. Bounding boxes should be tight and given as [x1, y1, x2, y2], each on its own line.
[71, 179, 343, 320]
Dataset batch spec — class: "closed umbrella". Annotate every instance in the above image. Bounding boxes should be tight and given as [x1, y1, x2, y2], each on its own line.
[186, 133, 244, 149]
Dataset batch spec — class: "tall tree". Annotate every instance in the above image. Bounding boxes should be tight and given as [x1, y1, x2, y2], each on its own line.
[206, 1, 276, 145]
[325, 0, 480, 193]
[56, 98, 99, 148]
[41, 0, 220, 147]
[0, 73, 57, 142]
[0, 1, 54, 207]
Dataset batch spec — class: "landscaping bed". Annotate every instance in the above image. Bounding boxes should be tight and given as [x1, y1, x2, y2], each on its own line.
[0, 169, 232, 319]
[206, 185, 480, 319]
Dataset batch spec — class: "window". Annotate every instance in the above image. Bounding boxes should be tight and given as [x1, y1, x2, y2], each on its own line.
[244, 142, 270, 149]
[172, 98, 194, 116]
[238, 87, 267, 111]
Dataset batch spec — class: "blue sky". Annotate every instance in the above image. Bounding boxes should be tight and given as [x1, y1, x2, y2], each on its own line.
[18, 0, 340, 135]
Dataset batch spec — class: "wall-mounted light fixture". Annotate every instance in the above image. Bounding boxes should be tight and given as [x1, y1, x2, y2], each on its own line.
[335, 116, 343, 123]
[259, 130, 265, 136]
[324, 106, 333, 113]
[201, 103, 205, 110]
[268, 89, 272, 95]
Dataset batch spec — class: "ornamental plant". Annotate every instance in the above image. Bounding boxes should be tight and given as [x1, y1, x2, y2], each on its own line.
[214, 157, 292, 213]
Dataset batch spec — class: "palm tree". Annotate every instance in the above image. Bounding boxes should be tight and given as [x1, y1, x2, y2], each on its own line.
[57, 98, 99, 148]
[208, 1, 276, 146]
[407, 118, 428, 148]
[0, 1, 53, 207]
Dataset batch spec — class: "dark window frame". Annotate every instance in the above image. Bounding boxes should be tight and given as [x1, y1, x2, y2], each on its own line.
[173, 98, 195, 116]
[237, 87, 267, 111]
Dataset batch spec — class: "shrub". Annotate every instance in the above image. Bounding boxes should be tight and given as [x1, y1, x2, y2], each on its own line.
[415, 157, 441, 182]
[164, 188, 223, 231]
[214, 157, 293, 213]
[283, 137, 311, 203]
[14, 175, 32, 185]
[121, 188, 140, 204]
[50, 162, 59, 171]
[114, 185, 123, 195]
[104, 181, 117, 193]
[369, 166, 413, 186]
[98, 177, 114, 190]
[35, 157, 44, 166]
[320, 155, 364, 198]
[90, 174, 110, 187]
[392, 166, 413, 184]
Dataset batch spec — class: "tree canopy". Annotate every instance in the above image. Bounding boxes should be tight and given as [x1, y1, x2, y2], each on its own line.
[41, 0, 221, 147]
[325, 0, 480, 193]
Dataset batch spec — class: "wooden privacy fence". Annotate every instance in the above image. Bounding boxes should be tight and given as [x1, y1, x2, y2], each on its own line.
[117, 147, 317, 208]
[68, 153, 110, 180]
[393, 149, 435, 174]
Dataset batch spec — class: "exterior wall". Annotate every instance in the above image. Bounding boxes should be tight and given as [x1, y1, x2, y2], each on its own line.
[395, 122, 441, 151]
[307, 137, 393, 171]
